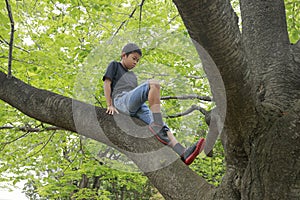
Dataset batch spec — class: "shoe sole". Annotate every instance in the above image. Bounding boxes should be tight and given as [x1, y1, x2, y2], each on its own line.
[148, 125, 169, 145]
[184, 138, 205, 165]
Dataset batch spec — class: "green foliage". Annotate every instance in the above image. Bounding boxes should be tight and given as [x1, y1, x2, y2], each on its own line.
[285, 0, 300, 43]
[0, 0, 299, 199]
[191, 140, 225, 186]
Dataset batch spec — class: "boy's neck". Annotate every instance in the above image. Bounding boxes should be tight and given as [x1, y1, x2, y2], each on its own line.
[120, 60, 128, 70]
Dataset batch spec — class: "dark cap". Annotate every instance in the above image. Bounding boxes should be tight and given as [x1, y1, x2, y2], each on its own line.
[122, 43, 142, 56]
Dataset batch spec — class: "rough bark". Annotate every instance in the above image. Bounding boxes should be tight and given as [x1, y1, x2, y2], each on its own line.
[240, 0, 298, 109]
[239, 1, 300, 199]
[172, 0, 300, 199]
[0, 71, 214, 200]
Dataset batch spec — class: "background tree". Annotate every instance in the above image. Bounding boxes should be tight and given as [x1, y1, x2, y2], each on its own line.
[0, 0, 299, 200]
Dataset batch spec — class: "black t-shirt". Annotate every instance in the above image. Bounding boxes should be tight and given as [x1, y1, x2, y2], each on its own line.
[102, 61, 138, 99]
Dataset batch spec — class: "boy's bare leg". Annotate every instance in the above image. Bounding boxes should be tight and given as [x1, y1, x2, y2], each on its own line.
[148, 80, 163, 124]
[148, 80, 161, 113]
[148, 80, 178, 146]
[166, 131, 178, 147]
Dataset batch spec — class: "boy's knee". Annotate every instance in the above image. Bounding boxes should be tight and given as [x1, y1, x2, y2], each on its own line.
[149, 79, 160, 90]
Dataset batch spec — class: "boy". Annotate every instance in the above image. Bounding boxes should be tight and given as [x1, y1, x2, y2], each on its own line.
[103, 43, 205, 165]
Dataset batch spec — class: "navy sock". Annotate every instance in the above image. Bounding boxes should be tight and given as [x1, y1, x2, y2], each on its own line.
[153, 112, 164, 125]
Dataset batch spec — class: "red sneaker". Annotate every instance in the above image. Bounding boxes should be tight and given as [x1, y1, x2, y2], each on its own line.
[181, 138, 205, 165]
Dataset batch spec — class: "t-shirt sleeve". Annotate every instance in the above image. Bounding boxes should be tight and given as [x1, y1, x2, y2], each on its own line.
[102, 61, 117, 81]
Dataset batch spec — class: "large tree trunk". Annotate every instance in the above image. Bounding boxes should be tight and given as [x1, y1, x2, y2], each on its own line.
[0, 0, 300, 199]
[172, 0, 300, 199]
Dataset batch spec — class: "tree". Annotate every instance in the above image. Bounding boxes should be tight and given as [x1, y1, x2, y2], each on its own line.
[0, 0, 299, 200]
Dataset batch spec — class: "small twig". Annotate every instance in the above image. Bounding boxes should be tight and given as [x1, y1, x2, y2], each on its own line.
[166, 14, 179, 26]
[0, 124, 32, 152]
[0, 35, 30, 53]
[110, 0, 145, 42]
[161, 94, 212, 101]
[0, 56, 42, 67]
[93, 94, 104, 108]
[139, 0, 146, 32]
[166, 104, 208, 118]
[63, 145, 82, 172]
[111, 7, 137, 41]
[25, 131, 56, 159]
[0, 65, 6, 71]
[5, 0, 15, 78]
[184, 75, 207, 79]
[0, 131, 30, 147]
[0, 124, 65, 132]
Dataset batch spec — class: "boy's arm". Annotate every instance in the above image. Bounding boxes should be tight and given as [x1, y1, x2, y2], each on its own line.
[103, 78, 119, 115]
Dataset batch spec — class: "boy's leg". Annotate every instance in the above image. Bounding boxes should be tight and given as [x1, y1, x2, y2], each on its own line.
[148, 80, 164, 125]
[116, 80, 205, 165]
[147, 79, 206, 165]
[118, 80, 168, 131]
[136, 104, 178, 145]
[127, 83, 149, 114]
[118, 79, 165, 126]
[147, 80, 180, 146]
[135, 103, 153, 125]
[114, 82, 149, 115]
[149, 126, 206, 165]
[114, 81, 176, 145]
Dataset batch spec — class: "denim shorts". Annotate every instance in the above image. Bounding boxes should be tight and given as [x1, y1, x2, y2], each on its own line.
[113, 81, 153, 124]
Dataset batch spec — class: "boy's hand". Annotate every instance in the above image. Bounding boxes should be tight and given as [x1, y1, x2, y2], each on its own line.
[106, 105, 119, 115]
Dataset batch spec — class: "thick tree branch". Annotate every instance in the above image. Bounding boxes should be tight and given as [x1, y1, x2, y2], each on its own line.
[0, 71, 215, 199]
[172, 0, 244, 73]
[240, 0, 290, 55]
[172, 0, 255, 124]
[239, 0, 299, 110]
[5, 0, 15, 78]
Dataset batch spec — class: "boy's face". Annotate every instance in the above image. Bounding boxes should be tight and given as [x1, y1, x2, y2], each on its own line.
[121, 52, 141, 70]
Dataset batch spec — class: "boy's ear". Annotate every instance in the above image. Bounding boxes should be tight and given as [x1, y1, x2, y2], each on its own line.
[121, 52, 127, 58]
